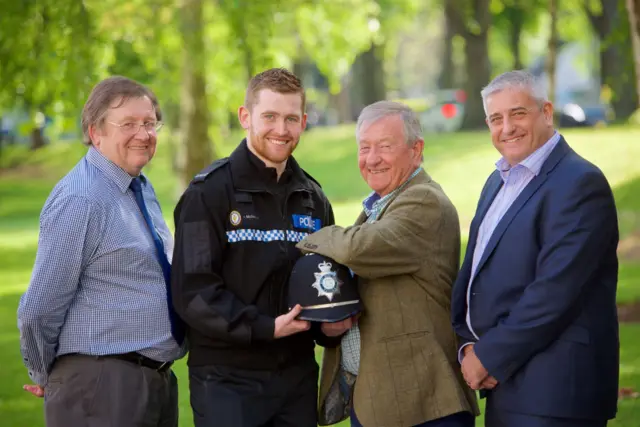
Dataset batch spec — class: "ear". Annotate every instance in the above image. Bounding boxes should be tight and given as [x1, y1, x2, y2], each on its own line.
[238, 106, 251, 130]
[542, 101, 554, 125]
[300, 113, 308, 132]
[412, 139, 425, 160]
[88, 123, 102, 147]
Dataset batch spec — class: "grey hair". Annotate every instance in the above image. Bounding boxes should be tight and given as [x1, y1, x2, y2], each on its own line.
[355, 100, 423, 145]
[481, 70, 548, 115]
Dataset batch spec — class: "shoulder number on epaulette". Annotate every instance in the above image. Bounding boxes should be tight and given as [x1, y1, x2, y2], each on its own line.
[193, 158, 230, 183]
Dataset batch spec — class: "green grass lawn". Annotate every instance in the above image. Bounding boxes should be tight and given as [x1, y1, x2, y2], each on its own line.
[1, 125, 640, 426]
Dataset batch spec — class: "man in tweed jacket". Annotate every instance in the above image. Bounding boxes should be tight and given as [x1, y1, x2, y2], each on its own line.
[297, 101, 478, 427]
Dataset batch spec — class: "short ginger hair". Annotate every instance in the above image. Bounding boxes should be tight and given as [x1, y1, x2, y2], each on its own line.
[244, 68, 306, 112]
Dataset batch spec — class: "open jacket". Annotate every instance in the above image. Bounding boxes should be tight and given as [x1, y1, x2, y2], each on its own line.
[298, 170, 479, 427]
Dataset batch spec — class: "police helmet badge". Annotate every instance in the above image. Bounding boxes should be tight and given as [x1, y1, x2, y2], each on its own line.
[312, 261, 342, 301]
[287, 253, 363, 322]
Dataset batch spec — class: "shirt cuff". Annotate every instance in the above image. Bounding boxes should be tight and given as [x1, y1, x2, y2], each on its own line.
[458, 342, 475, 364]
[29, 370, 48, 387]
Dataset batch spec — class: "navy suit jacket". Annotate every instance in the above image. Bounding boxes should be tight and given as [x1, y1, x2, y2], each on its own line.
[451, 137, 619, 421]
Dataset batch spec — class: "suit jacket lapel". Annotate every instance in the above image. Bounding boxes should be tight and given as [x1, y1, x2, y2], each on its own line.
[354, 211, 367, 225]
[472, 138, 570, 279]
[378, 170, 431, 219]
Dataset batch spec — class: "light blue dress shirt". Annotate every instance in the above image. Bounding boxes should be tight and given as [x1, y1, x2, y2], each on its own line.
[18, 147, 185, 386]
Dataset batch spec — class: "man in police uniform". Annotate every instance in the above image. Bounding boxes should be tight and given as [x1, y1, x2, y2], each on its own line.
[171, 68, 352, 427]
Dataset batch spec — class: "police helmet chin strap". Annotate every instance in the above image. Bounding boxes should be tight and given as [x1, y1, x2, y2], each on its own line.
[295, 299, 361, 310]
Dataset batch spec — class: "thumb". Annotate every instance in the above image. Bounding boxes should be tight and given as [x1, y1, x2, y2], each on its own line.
[286, 304, 303, 321]
[23, 384, 44, 397]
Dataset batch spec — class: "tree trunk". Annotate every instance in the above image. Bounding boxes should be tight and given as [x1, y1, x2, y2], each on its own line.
[350, 43, 386, 118]
[293, 61, 305, 81]
[510, 15, 525, 69]
[30, 127, 46, 150]
[329, 74, 353, 124]
[438, 6, 456, 89]
[240, 27, 254, 81]
[627, 0, 640, 108]
[547, 0, 559, 106]
[447, 0, 492, 129]
[179, 0, 215, 190]
[586, 0, 638, 120]
[462, 32, 491, 129]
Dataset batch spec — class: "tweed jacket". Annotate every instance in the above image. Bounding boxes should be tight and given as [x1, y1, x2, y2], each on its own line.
[297, 170, 479, 427]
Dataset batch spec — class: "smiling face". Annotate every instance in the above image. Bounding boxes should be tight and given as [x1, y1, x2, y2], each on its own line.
[357, 114, 423, 197]
[89, 96, 158, 176]
[485, 87, 555, 166]
[238, 88, 307, 175]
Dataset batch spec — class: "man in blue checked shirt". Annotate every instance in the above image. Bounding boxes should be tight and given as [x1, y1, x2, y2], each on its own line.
[17, 76, 185, 427]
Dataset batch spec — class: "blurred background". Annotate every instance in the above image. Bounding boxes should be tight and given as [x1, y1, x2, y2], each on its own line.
[2, 0, 640, 426]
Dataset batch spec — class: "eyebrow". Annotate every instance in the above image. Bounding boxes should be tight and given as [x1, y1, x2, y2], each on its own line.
[261, 111, 301, 118]
[358, 137, 394, 145]
[488, 106, 528, 118]
[118, 114, 156, 121]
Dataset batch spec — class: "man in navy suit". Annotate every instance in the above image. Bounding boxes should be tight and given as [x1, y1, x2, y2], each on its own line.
[451, 70, 619, 427]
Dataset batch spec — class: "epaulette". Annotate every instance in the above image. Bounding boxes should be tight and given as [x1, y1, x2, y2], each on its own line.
[303, 170, 322, 188]
[192, 157, 230, 183]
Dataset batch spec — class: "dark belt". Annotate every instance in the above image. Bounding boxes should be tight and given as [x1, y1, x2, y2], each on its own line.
[99, 352, 173, 372]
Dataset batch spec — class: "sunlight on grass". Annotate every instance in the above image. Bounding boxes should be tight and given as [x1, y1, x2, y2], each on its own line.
[0, 282, 30, 297]
[332, 200, 366, 226]
[610, 324, 640, 426]
[0, 230, 40, 247]
[618, 264, 640, 305]
[619, 364, 640, 376]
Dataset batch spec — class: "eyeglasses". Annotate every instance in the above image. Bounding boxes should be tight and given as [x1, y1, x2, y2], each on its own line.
[107, 121, 164, 135]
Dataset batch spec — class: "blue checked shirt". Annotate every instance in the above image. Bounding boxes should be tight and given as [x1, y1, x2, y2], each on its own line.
[341, 167, 423, 375]
[18, 147, 185, 386]
[464, 131, 561, 343]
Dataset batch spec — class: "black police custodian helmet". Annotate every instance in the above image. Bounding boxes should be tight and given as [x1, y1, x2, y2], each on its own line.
[288, 253, 363, 322]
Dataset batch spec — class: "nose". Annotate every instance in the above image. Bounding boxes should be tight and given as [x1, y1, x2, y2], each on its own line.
[365, 147, 382, 167]
[134, 124, 152, 139]
[502, 117, 516, 135]
[274, 118, 287, 135]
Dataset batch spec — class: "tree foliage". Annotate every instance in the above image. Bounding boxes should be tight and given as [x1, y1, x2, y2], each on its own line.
[583, 0, 638, 119]
[627, 0, 640, 110]
[2, 0, 639, 158]
[0, 0, 99, 142]
[490, 0, 547, 70]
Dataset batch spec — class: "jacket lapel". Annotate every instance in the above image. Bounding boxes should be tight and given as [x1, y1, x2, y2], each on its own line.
[354, 211, 368, 225]
[472, 138, 570, 279]
[378, 170, 431, 219]
[355, 170, 431, 225]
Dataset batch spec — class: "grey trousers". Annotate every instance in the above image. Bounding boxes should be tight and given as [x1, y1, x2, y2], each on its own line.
[44, 354, 178, 427]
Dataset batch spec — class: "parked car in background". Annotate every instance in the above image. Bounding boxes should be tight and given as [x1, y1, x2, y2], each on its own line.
[555, 89, 612, 127]
[414, 89, 466, 134]
[0, 110, 52, 146]
[416, 84, 610, 134]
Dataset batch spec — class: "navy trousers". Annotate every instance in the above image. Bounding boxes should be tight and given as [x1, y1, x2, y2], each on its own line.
[485, 397, 607, 427]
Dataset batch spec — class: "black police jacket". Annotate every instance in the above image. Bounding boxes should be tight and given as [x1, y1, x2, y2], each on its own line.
[171, 139, 336, 369]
